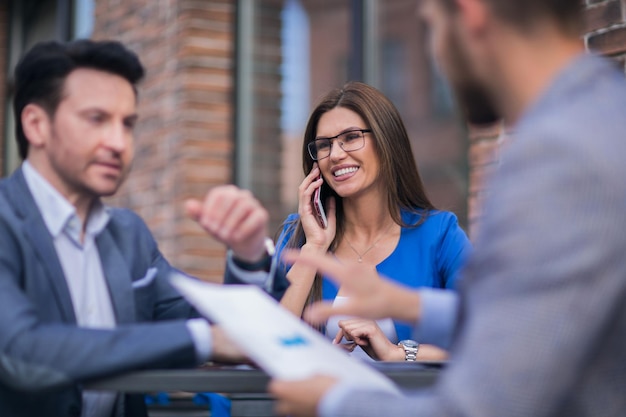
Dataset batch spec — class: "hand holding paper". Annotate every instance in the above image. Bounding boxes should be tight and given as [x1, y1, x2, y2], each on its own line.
[169, 272, 399, 393]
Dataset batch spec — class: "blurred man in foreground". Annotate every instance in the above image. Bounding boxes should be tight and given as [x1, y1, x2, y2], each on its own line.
[270, 0, 626, 415]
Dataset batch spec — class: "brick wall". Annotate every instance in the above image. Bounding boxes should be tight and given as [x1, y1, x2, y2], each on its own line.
[467, 2, 626, 237]
[467, 123, 501, 238]
[585, 0, 626, 69]
[0, 1, 7, 175]
[93, 0, 236, 282]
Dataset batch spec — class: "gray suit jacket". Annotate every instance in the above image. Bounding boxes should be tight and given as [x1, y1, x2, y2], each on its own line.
[0, 168, 287, 417]
[330, 54, 626, 416]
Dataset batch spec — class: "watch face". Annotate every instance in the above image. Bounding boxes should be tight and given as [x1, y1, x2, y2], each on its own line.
[400, 340, 419, 349]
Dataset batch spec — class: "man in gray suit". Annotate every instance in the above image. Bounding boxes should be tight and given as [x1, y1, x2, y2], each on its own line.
[270, 0, 626, 416]
[0, 40, 287, 417]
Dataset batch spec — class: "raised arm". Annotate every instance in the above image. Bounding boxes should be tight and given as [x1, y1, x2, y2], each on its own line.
[277, 165, 337, 317]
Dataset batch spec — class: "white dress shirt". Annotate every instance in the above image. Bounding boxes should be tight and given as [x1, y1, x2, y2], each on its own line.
[22, 162, 117, 417]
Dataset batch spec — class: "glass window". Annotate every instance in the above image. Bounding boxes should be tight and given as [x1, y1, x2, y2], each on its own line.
[3, 0, 75, 175]
[73, 0, 95, 39]
[280, 0, 352, 211]
[4, 0, 62, 175]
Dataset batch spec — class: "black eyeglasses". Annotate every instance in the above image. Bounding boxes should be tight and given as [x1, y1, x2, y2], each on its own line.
[307, 129, 372, 161]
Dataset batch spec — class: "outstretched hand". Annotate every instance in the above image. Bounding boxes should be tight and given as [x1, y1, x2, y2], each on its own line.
[280, 249, 422, 325]
[269, 375, 338, 417]
[186, 185, 269, 263]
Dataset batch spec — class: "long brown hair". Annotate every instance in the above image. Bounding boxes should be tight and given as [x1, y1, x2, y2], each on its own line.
[281, 81, 435, 306]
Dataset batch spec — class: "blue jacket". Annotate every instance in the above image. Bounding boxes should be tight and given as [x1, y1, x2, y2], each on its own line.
[0, 167, 287, 417]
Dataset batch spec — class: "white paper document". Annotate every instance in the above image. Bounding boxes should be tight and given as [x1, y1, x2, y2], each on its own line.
[170, 272, 400, 394]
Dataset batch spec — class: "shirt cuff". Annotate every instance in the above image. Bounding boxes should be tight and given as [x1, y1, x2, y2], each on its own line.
[412, 288, 459, 350]
[226, 250, 277, 293]
[318, 381, 360, 417]
[186, 318, 212, 364]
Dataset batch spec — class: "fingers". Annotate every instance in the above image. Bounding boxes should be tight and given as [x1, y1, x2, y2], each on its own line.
[298, 167, 324, 219]
[307, 163, 320, 181]
[302, 299, 364, 325]
[269, 380, 308, 416]
[269, 375, 338, 417]
[303, 301, 343, 325]
[332, 328, 344, 344]
[337, 319, 374, 347]
[274, 399, 293, 417]
[281, 249, 351, 286]
[223, 204, 268, 244]
[268, 380, 294, 416]
[297, 165, 338, 247]
[191, 185, 239, 231]
[186, 185, 269, 261]
[186, 185, 237, 233]
[299, 165, 321, 201]
[184, 199, 202, 221]
[332, 327, 355, 346]
[338, 318, 379, 334]
[337, 342, 357, 352]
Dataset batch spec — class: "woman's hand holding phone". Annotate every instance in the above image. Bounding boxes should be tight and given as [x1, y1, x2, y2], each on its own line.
[297, 164, 336, 250]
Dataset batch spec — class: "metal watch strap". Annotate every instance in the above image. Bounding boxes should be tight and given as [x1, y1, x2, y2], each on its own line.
[398, 340, 419, 362]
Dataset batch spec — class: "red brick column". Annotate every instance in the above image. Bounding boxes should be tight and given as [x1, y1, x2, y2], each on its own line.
[467, 123, 501, 238]
[585, 0, 626, 70]
[175, 0, 238, 280]
[93, 0, 236, 282]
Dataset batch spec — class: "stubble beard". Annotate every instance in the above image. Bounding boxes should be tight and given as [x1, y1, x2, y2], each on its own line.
[446, 26, 500, 125]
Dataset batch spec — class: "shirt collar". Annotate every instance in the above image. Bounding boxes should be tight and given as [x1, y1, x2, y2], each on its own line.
[21, 161, 111, 239]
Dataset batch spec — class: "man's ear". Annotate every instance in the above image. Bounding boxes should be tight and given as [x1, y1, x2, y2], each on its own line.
[21, 103, 51, 149]
[455, 0, 489, 35]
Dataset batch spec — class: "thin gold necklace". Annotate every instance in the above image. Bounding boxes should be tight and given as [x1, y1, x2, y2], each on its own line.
[343, 222, 395, 263]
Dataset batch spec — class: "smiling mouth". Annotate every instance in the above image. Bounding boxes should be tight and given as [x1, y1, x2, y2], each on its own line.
[333, 167, 359, 177]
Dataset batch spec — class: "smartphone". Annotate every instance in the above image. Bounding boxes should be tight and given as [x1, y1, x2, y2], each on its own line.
[312, 174, 328, 229]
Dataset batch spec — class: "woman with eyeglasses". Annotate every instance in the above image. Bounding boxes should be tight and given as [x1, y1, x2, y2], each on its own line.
[275, 81, 471, 362]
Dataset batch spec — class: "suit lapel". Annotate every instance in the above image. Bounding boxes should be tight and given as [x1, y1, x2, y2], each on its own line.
[4, 169, 77, 323]
[96, 229, 136, 324]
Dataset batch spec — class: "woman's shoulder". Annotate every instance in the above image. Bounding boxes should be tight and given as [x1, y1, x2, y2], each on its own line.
[400, 208, 460, 230]
[275, 213, 301, 252]
[399, 209, 469, 248]
[279, 213, 300, 233]
[399, 209, 471, 273]
[284, 213, 300, 223]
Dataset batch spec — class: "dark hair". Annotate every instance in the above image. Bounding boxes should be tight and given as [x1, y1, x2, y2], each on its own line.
[441, 0, 584, 36]
[281, 81, 436, 306]
[13, 39, 145, 159]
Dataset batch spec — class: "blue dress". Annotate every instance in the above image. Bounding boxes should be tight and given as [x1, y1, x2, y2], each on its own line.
[275, 209, 472, 341]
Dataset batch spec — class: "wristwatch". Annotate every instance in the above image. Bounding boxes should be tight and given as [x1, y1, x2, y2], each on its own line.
[232, 238, 275, 272]
[398, 339, 419, 362]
